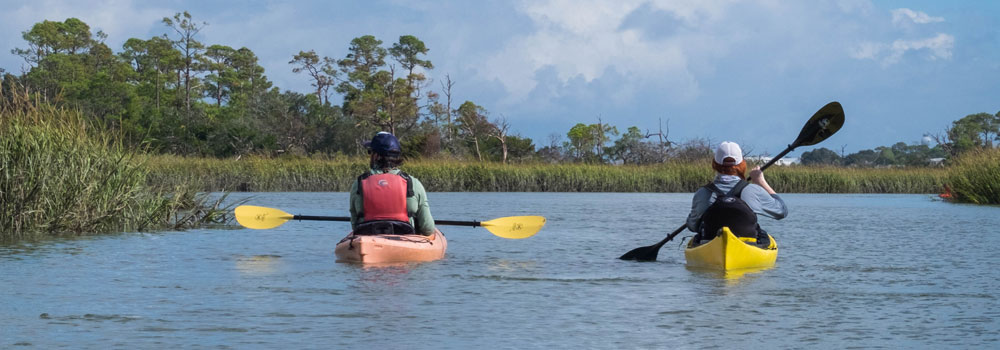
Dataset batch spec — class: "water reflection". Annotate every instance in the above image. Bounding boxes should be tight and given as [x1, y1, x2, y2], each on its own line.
[234, 254, 284, 275]
[351, 262, 417, 288]
[486, 259, 538, 273]
[686, 265, 775, 285]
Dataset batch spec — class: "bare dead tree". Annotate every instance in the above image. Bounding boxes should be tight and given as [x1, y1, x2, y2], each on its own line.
[490, 114, 511, 164]
[644, 118, 672, 149]
[926, 131, 955, 156]
[596, 115, 605, 157]
[456, 101, 489, 162]
[440, 74, 456, 143]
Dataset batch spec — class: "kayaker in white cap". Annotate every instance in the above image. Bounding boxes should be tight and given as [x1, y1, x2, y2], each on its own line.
[349, 132, 437, 236]
[685, 141, 788, 245]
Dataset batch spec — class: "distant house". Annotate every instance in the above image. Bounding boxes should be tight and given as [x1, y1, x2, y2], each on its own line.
[746, 156, 800, 166]
[928, 158, 946, 167]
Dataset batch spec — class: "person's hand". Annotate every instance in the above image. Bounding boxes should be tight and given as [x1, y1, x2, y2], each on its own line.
[748, 166, 776, 194]
[748, 166, 765, 183]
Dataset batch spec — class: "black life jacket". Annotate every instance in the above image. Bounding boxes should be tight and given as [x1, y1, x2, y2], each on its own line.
[698, 180, 758, 239]
[354, 171, 415, 235]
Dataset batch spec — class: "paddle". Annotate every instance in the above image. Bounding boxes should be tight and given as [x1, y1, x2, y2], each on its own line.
[619, 101, 845, 261]
[234, 205, 545, 239]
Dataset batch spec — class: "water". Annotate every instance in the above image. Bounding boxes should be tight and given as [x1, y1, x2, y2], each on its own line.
[2, 193, 999, 349]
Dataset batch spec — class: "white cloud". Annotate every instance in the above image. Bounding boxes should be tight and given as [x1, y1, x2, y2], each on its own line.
[891, 8, 944, 26]
[850, 41, 883, 61]
[851, 33, 954, 66]
[850, 8, 951, 66]
[889, 33, 954, 62]
[1, 0, 170, 57]
[478, 0, 736, 104]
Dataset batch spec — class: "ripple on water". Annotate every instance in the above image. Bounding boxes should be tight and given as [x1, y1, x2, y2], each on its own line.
[3, 193, 1000, 349]
[39, 313, 143, 323]
[462, 275, 648, 283]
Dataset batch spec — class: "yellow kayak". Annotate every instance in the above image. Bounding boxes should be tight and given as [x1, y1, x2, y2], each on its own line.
[685, 226, 777, 270]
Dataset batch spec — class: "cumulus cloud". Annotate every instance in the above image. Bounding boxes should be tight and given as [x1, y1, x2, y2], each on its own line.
[850, 7, 952, 66]
[3, 0, 169, 43]
[478, 0, 731, 104]
[891, 8, 944, 26]
[851, 33, 954, 65]
[1, 0, 170, 72]
[1, 0, 169, 74]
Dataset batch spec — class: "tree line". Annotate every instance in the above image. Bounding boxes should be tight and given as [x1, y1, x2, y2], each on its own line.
[0, 13, 520, 160]
[800, 112, 1000, 167]
[3, 12, 995, 166]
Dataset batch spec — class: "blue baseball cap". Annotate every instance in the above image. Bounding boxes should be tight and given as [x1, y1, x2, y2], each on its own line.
[364, 132, 402, 155]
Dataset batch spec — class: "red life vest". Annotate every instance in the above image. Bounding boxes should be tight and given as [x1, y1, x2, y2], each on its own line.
[358, 172, 413, 223]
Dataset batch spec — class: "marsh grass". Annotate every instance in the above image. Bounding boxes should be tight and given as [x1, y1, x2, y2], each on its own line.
[946, 148, 1000, 204]
[146, 157, 948, 194]
[1, 91, 233, 241]
[765, 166, 947, 194]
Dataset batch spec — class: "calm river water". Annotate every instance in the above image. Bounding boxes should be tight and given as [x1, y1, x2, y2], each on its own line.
[2, 193, 999, 349]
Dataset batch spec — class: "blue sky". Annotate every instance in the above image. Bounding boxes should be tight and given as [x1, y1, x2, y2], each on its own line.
[2, 0, 998, 156]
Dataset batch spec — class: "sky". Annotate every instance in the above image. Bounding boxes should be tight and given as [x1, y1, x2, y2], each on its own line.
[1, 0, 998, 156]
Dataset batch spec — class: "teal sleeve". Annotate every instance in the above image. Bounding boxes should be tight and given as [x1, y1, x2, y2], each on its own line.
[349, 179, 361, 230]
[408, 176, 436, 235]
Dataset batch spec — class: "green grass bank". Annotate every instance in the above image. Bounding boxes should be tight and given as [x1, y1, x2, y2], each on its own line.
[946, 148, 1000, 204]
[0, 94, 230, 241]
[146, 156, 950, 194]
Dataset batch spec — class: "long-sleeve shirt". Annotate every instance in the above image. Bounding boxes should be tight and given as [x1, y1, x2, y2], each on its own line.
[686, 174, 788, 232]
[349, 168, 437, 235]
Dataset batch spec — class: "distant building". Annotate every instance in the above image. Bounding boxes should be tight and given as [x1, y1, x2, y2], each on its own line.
[746, 156, 800, 166]
[928, 158, 946, 167]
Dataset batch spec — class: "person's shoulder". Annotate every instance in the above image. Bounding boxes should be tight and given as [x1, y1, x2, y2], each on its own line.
[693, 186, 712, 197]
[743, 183, 772, 196]
[405, 173, 425, 187]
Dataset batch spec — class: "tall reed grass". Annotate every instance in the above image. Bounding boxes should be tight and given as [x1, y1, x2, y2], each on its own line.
[946, 148, 1000, 204]
[146, 156, 948, 194]
[1, 91, 231, 241]
[765, 166, 947, 194]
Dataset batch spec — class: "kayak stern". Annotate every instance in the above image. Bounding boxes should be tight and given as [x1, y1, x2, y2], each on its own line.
[685, 226, 777, 270]
[335, 229, 447, 264]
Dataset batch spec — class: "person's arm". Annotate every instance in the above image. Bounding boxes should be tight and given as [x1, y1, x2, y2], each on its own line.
[686, 188, 711, 232]
[409, 177, 437, 235]
[764, 194, 788, 219]
[744, 184, 788, 220]
[748, 166, 776, 194]
[746, 166, 787, 219]
[349, 179, 361, 229]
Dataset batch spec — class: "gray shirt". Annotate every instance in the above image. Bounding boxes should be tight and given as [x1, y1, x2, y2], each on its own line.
[686, 174, 788, 232]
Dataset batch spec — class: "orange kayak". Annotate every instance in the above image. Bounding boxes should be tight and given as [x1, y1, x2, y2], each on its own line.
[334, 229, 447, 263]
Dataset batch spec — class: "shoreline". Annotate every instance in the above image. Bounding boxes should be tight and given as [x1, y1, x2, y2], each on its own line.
[146, 156, 949, 194]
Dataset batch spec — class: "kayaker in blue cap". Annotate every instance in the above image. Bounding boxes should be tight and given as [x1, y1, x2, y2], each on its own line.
[349, 132, 436, 236]
[686, 141, 788, 246]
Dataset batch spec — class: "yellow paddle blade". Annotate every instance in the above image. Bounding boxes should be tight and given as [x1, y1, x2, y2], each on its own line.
[235, 205, 294, 229]
[480, 216, 546, 239]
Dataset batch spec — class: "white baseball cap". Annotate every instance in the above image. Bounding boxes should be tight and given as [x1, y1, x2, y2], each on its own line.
[714, 141, 743, 166]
